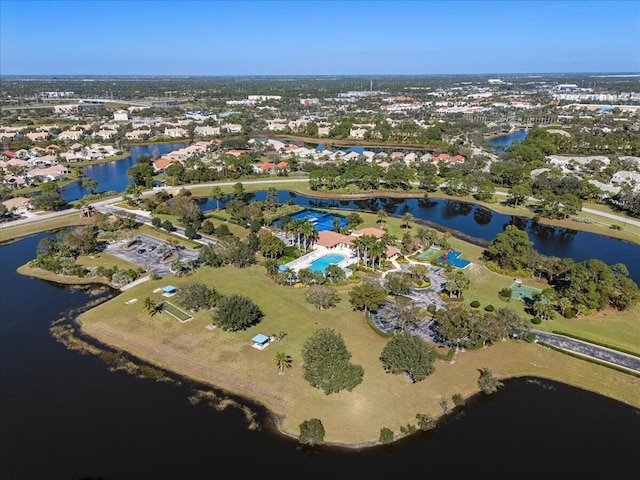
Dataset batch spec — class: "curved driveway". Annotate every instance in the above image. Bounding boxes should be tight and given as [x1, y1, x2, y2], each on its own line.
[533, 330, 640, 373]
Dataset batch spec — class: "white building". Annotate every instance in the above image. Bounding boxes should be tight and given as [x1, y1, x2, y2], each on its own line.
[113, 110, 129, 121]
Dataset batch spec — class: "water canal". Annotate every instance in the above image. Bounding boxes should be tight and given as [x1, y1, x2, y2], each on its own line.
[200, 191, 640, 284]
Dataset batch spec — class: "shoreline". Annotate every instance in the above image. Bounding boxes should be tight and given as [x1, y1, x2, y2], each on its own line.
[76, 315, 640, 446]
[14, 232, 640, 445]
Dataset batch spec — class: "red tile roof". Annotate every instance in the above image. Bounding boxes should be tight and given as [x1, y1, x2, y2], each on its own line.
[352, 227, 385, 238]
[316, 230, 352, 248]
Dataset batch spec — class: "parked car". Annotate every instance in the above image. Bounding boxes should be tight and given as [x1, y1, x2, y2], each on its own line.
[137, 248, 146, 254]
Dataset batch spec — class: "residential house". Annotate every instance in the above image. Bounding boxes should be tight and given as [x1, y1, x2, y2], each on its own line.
[26, 165, 70, 182]
[26, 131, 49, 143]
[153, 157, 181, 173]
[3, 175, 27, 189]
[94, 129, 118, 140]
[220, 123, 243, 134]
[59, 130, 83, 141]
[194, 125, 220, 137]
[164, 127, 187, 138]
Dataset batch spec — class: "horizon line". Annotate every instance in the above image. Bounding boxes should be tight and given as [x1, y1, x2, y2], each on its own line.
[2, 72, 640, 78]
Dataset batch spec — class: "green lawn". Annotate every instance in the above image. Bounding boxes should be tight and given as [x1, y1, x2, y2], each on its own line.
[163, 302, 192, 321]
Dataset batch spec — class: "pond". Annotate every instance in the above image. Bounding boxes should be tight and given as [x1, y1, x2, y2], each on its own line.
[202, 191, 640, 284]
[58, 143, 187, 201]
[486, 129, 529, 153]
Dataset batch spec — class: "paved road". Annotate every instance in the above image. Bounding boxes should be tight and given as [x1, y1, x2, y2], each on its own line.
[491, 190, 640, 228]
[533, 330, 640, 373]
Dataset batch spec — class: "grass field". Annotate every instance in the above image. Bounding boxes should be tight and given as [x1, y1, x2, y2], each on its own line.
[79, 234, 640, 445]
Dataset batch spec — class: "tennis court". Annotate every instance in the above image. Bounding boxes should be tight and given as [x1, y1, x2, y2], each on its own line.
[509, 282, 543, 302]
[416, 247, 441, 261]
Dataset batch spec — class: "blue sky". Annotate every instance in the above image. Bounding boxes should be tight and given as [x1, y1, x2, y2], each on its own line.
[1, 0, 638, 75]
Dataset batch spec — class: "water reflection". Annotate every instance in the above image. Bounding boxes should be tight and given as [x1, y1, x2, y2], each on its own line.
[473, 207, 493, 225]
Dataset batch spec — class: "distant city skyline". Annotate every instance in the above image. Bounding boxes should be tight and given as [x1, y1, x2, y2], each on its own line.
[1, 0, 639, 76]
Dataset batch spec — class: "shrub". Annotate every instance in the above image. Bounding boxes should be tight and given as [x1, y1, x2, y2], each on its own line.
[531, 316, 542, 325]
[298, 418, 325, 446]
[484, 304, 495, 312]
[416, 414, 435, 431]
[379, 427, 394, 444]
[470, 300, 481, 308]
[452, 393, 465, 407]
[427, 303, 437, 314]
[400, 423, 417, 435]
[523, 332, 536, 343]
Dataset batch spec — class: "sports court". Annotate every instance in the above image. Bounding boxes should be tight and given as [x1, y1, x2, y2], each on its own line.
[416, 246, 441, 261]
[509, 282, 543, 302]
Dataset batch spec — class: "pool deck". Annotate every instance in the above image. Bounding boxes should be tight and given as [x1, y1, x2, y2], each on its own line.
[282, 246, 356, 273]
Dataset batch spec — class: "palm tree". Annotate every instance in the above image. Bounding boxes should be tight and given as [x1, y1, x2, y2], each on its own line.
[299, 221, 316, 250]
[143, 297, 156, 315]
[402, 212, 414, 229]
[273, 351, 292, 375]
[368, 240, 384, 270]
[376, 209, 388, 228]
[210, 186, 224, 211]
[351, 236, 366, 264]
[325, 264, 344, 283]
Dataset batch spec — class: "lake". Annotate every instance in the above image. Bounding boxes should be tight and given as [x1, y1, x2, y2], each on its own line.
[59, 143, 186, 201]
[486, 129, 529, 153]
[1, 233, 639, 479]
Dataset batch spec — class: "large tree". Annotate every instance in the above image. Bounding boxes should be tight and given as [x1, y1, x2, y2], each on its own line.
[301, 328, 363, 395]
[259, 232, 285, 259]
[349, 282, 388, 319]
[213, 294, 263, 331]
[176, 283, 220, 312]
[305, 285, 340, 310]
[483, 225, 533, 272]
[31, 191, 67, 211]
[379, 331, 436, 383]
[384, 271, 413, 296]
[444, 270, 469, 299]
[435, 303, 474, 351]
[62, 226, 98, 255]
[170, 195, 203, 226]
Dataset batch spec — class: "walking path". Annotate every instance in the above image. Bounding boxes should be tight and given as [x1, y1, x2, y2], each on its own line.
[533, 330, 640, 373]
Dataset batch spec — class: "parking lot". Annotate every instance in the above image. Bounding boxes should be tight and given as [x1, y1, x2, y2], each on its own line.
[104, 233, 200, 276]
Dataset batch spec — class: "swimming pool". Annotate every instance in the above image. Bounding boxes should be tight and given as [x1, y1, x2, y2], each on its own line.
[309, 253, 346, 273]
[438, 251, 471, 269]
